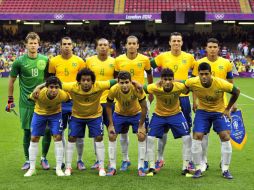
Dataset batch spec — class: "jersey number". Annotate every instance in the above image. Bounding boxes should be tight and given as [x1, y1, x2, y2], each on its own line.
[31, 68, 38, 77]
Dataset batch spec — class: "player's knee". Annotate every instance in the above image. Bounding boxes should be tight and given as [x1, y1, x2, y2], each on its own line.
[219, 131, 230, 141]
[95, 136, 103, 142]
[122, 126, 129, 134]
[108, 134, 117, 142]
[193, 133, 203, 140]
[68, 136, 77, 142]
[53, 135, 62, 142]
[137, 133, 146, 142]
[31, 136, 40, 142]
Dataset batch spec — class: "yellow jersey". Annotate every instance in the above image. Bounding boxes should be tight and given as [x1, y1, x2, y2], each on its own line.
[62, 81, 113, 119]
[48, 55, 86, 82]
[145, 83, 188, 116]
[86, 55, 115, 103]
[192, 57, 233, 79]
[107, 84, 146, 116]
[115, 53, 151, 85]
[29, 88, 69, 115]
[184, 76, 235, 113]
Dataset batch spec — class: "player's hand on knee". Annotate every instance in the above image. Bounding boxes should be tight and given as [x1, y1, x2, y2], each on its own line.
[108, 125, 116, 141]
[192, 102, 197, 113]
[231, 103, 237, 112]
[138, 124, 146, 141]
[5, 96, 15, 112]
[223, 108, 232, 122]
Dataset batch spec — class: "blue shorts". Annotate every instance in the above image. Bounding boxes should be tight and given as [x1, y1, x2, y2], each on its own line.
[113, 112, 141, 134]
[69, 116, 103, 138]
[101, 103, 115, 127]
[62, 100, 73, 129]
[148, 112, 190, 139]
[193, 110, 231, 134]
[180, 96, 192, 128]
[31, 112, 63, 136]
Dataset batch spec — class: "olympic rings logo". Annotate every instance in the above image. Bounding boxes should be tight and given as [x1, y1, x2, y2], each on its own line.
[214, 14, 224, 20]
[54, 14, 64, 20]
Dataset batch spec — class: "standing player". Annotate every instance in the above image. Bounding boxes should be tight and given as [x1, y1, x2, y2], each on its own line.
[24, 76, 69, 177]
[151, 32, 195, 173]
[6, 32, 51, 170]
[48, 37, 86, 170]
[185, 62, 240, 179]
[63, 68, 117, 176]
[114, 35, 153, 171]
[192, 38, 237, 172]
[145, 68, 190, 176]
[106, 71, 148, 176]
[86, 38, 115, 169]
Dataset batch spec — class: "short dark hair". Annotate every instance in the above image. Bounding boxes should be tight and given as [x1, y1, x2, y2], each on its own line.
[76, 68, 96, 83]
[207, 38, 219, 45]
[161, 68, 174, 78]
[96, 38, 109, 47]
[118, 71, 131, 81]
[25, 32, 40, 43]
[198, 62, 211, 72]
[126, 35, 139, 44]
[60, 36, 72, 45]
[45, 76, 62, 88]
[170, 32, 182, 41]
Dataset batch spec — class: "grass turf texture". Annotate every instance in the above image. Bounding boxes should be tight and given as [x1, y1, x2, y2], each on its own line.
[0, 78, 253, 190]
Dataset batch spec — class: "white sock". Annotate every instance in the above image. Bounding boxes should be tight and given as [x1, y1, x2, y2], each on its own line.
[108, 141, 117, 169]
[138, 140, 146, 169]
[76, 138, 84, 161]
[144, 137, 148, 162]
[191, 139, 202, 170]
[62, 130, 66, 164]
[120, 133, 129, 161]
[147, 136, 155, 169]
[201, 134, 209, 164]
[95, 141, 105, 169]
[29, 142, 39, 170]
[54, 141, 64, 170]
[66, 142, 75, 168]
[157, 133, 167, 161]
[182, 135, 192, 170]
[221, 141, 232, 172]
[93, 138, 98, 161]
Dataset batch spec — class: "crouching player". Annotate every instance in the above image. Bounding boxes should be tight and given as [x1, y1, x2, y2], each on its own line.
[106, 71, 148, 176]
[145, 68, 191, 176]
[185, 62, 240, 179]
[63, 68, 117, 177]
[24, 76, 69, 177]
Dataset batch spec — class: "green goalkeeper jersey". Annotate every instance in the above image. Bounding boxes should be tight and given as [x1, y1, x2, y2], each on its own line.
[10, 54, 48, 108]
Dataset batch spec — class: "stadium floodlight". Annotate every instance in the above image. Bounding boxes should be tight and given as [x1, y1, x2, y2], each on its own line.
[238, 22, 254, 25]
[195, 22, 212, 25]
[16, 20, 21, 23]
[24, 22, 40, 25]
[50, 20, 54, 24]
[224, 21, 235, 24]
[85, 21, 90, 24]
[119, 21, 131, 24]
[155, 19, 162, 23]
[66, 22, 83, 25]
[109, 22, 125, 25]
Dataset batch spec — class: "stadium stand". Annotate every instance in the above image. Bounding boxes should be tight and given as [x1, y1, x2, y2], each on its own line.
[0, 0, 114, 13]
[124, 0, 242, 13]
[249, 0, 254, 12]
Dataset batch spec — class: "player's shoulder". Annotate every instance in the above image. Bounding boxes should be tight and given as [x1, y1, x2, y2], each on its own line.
[115, 54, 126, 61]
[137, 53, 149, 60]
[50, 55, 61, 62]
[72, 55, 84, 62]
[218, 56, 231, 64]
[185, 76, 199, 85]
[173, 81, 186, 89]
[197, 57, 208, 63]
[37, 53, 48, 60]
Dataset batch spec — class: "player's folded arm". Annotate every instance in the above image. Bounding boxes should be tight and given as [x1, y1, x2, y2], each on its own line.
[150, 58, 157, 69]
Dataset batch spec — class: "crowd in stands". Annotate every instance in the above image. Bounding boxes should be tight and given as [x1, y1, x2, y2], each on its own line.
[1, 27, 254, 74]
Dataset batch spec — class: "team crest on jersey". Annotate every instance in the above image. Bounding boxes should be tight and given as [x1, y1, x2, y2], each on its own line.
[109, 63, 114, 68]
[230, 110, 247, 150]
[219, 66, 224, 70]
[37, 60, 47, 70]
[137, 63, 142, 68]
[215, 90, 223, 94]
[72, 62, 77, 67]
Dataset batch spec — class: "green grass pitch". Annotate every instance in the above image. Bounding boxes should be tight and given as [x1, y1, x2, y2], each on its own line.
[0, 77, 253, 190]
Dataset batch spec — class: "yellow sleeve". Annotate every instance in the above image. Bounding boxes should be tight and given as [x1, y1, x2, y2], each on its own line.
[107, 87, 115, 101]
[59, 90, 70, 102]
[98, 81, 111, 90]
[147, 84, 155, 94]
[179, 83, 189, 94]
[190, 55, 197, 70]
[192, 62, 199, 76]
[221, 80, 234, 93]
[226, 60, 233, 72]
[78, 58, 86, 70]
[144, 57, 151, 71]
[115, 58, 120, 72]
[184, 78, 191, 88]
[62, 82, 75, 92]
[48, 59, 56, 74]
[154, 54, 162, 67]
[137, 89, 146, 101]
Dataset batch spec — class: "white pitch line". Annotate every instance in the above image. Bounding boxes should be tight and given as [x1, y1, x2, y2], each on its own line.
[240, 93, 254, 101]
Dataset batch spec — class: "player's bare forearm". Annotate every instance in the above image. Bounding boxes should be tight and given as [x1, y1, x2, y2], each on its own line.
[147, 73, 153, 84]
[8, 77, 16, 97]
[139, 99, 148, 126]
[192, 92, 198, 113]
[106, 101, 114, 126]
[225, 87, 240, 111]
[227, 78, 237, 111]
